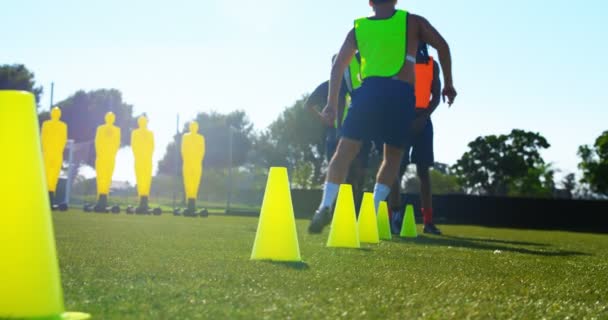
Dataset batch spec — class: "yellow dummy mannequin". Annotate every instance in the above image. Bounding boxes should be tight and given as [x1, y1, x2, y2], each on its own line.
[181, 121, 205, 216]
[94, 112, 121, 212]
[131, 116, 155, 213]
[40, 107, 67, 206]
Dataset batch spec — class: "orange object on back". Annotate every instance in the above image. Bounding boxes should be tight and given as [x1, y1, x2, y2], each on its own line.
[415, 56, 434, 109]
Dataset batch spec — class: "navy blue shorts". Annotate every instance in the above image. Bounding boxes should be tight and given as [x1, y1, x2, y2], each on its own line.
[341, 78, 415, 148]
[326, 128, 339, 162]
[400, 118, 434, 175]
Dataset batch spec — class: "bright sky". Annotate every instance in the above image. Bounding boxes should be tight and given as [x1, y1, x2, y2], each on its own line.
[2, 0, 607, 184]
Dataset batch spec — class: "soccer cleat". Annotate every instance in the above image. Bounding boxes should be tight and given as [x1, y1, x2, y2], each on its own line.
[423, 223, 442, 235]
[391, 211, 403, 235]
[308, 207, 332, 234]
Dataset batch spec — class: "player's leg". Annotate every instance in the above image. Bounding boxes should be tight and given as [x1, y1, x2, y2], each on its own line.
[373, 78, 416, 213]
[417, 164, 432, 218]
[374, 144, 404, 214]
[411, 120, 441, 235]
[389, 150, 410, 234]
[309, 137, 361, 233]
[348, 140, 371, 213]
[309, 79, 375, 234]
[325, 127, 338, 163]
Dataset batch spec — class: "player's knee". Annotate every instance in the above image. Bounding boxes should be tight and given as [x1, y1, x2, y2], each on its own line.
[332, 143, 360, 166]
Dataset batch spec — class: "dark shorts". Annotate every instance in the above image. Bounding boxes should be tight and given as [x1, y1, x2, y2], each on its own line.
[326, 128, 376, 168]
[341, 77, 416, 148]
[325, 127, 339, 162]
[400, 118, 434, 176]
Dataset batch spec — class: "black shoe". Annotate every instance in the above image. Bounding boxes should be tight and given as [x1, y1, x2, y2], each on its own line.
[308, 207, 332, 234]
[423, 223, 442, 235]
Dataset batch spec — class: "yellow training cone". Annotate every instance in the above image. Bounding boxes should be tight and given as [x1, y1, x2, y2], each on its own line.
[377, 201, 392, 240]
[251, 167, 301, 261]
[400, 204, 418, 238]
[0, 91, 90, 319]
[327, 184, 360, 248]
[357, 192, 379, 244]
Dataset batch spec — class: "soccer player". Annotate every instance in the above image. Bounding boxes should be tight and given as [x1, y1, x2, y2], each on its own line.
[389, 42, 443, 235]
[305, 54, 371, 209]
[308, 0, 456, 233]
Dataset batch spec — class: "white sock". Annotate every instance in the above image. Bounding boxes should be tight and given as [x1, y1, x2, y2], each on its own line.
[373, 183, 391, 212]
[319, 182, 339, 210]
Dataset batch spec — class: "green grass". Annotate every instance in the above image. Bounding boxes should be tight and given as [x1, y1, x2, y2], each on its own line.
[53, 211, 608, 319]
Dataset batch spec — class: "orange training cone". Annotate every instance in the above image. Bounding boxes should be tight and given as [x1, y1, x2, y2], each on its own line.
[357, 192, 379, 244]
[0, 90, 90, 319]
[251, 167, 301, 261]
[327, 184, 360, 248]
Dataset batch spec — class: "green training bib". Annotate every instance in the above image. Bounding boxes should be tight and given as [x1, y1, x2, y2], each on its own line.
[354, 10, 408, 79]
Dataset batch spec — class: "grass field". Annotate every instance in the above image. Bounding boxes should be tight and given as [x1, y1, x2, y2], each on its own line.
[53, 211, 608, 319]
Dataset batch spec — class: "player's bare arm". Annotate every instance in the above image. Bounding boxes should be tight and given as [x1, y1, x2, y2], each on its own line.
[412, 14, 457, 106]
[305, 100, 329, 126]
[427, 60, 442, 115]
[321, 29, 356, 125]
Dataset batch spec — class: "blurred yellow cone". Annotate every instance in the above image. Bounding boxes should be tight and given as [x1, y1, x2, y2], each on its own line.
[377, 201, 392, 240]
[251, 167, 301, 261]
[327, 184, 360, 248]
[0, 91, 90, 319]
[400, 204, 418, 238]
[357, 193, 379, 244]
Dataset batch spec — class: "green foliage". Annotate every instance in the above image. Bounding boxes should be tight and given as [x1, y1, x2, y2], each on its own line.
[157, 111, 254, 175]
[255, 96, 326, 187]
[291, 162, 314, 189]
[507, 163, 555, 198]
[430, 169, 462, 194]
[578, 130, 608, 195]
[41, 89, 137, 166]
[452, 129, 554, 197]
[53, 214, 608, 318]
[401, 164, 462, 194]
[58, 89, 135, 145]
[0, 64, 43, 105]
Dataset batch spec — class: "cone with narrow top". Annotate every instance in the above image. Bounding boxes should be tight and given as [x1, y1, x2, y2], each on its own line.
[0, 91, 90, 320]
[377, 201, 392, 240]
[327, 184, 360, 248]
[251, 167, 301, 261]
[357, 192, 379, 244]
[400, 204, 418, 238]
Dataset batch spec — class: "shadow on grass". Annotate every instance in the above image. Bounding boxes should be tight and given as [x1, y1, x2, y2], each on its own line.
[265, 261, 310, 270]
[441, 235, 550, 247]
[395, 235, 590, 257]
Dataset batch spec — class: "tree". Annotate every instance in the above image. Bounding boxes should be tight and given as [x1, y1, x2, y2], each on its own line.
[430, 169, 463, 194]
[0, 64, 43, 105]
[157, 110, 254, 175]
[39, 89, 136, 166]
[255, 96, 326, 186]
[291, 162, 314, 189]
[400, 165, 462, 194]
[578, 130, 608, 196]
[452, 129, 554, 197]
[562, 173, 576, 199]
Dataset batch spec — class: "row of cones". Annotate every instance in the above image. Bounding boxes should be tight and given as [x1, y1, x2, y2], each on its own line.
[0, 90, 413, 318]
[250, 167, 419, 262]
